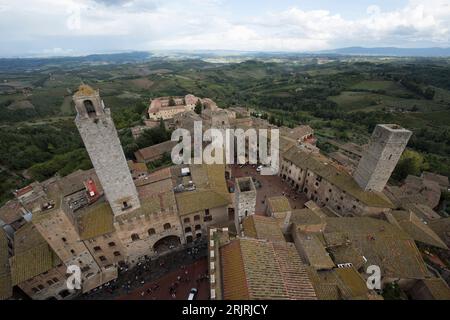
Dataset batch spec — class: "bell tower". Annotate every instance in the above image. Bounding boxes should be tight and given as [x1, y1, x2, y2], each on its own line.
[73, 85, 140, 216]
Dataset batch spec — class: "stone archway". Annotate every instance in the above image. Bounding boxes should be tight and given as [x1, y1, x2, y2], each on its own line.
[153, 235, 181, 254]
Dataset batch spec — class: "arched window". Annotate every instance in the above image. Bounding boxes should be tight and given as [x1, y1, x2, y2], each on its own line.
[148, 228, 156, 236]
[84, 100, 95, 114]
[163, 223, 171, 230]
[131, 233, 140, 241]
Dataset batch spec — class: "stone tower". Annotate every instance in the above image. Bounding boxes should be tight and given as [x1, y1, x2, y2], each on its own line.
[73, 85, 140, 215]
[353, 124, 412, 192]
[234, 177, 256, 234]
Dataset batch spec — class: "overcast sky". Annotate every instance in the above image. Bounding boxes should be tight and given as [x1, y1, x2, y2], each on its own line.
[0, 0, 449, 57]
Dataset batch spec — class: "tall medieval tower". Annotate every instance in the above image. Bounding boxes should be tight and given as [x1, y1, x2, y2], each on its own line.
[353, 124, 412, 192]
[73, 85, 140, 215]
[234, 177, 256, 234]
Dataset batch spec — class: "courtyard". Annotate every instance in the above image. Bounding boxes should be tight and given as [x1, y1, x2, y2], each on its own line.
[230, 164, 308, 214]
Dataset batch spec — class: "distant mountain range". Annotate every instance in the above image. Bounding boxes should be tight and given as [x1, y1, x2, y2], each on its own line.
[1, 47, 450, 72]
[317, 47, 450, 57]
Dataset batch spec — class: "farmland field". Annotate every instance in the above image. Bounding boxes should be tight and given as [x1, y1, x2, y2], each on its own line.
[1, 53, 450, 204]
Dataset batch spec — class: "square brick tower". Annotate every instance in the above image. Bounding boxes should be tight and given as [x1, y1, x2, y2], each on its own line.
[234, 177, 256, 234]
[73, 85, 140, 215]
[353, 124, 412, 192]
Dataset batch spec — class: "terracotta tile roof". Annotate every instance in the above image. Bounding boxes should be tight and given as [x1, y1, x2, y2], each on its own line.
[279, 136, 297, 154]
[127, 160, 148, 173]
[327, 244, 366, 270]
[421, 171, 450, 189]
[267, 196, 291, 213]
[307, 266, 377, 300]
[419, 278, 450, 300]
[175, 164, 231, 216]
[429, 218, 450, 247]
[242, 215, 286, 242]
[324, 217, 429, 279]
[295, 231, 335, 270]
[14, 185, 33, 197]
[0, 199, 23, 225]
[402, 175, 441, 209]
[283, 146, 394, 208]
[387, 211, 447, 249]
[10, 223, 60, 285]
[290, 208, 325, 226]
[134, 140, 177, 162]
[176, 190, 229, 216]
[77, 199, 114, 240]
[220, 238, 317, 300]
[220, 240, 250, 300]
[280, 125, 314, 141]
[0, 229, 12, 300]
[57, 169, 103, 197]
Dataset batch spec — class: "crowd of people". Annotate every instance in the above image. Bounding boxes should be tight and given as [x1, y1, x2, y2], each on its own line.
[79, 239, 208, 300]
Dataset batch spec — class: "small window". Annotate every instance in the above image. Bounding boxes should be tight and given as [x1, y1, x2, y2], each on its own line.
[148, 228, 156, 236]
[204, 216, 212, 222]
[62, 237, 67, 243]
[99, 256, 107, 262]
[108, 242, 116, 247]
[131, 233, 140, 241]
[163, 223, 171, 230]
[38, 285, 45, 290]
[185, 227, 192, 233]
[184, 217, 190, 224]
[205, 209, 210, 216]
[47, 280, 54, 286]
[114, 251, 121, 257]
[194, 215, 200, 221]
[84, 100, 96, 114]
[122, 201, 131, 210]
[70, 249, 75, 255]
[195, 225, 201, 230]
[52, 278, 59, 283]
[93, 246, 102, 252]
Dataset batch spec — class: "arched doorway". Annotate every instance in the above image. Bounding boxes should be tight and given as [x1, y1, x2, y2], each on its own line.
[153, 235, 181, 254]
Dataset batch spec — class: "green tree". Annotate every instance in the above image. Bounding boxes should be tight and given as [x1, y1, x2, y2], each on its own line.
[194, 99, 203, 114]
[168, 97, 176, 106]
[392, 150, 427, 181]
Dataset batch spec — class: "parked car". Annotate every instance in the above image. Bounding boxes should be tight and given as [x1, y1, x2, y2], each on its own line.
[188, 288, 198, 300]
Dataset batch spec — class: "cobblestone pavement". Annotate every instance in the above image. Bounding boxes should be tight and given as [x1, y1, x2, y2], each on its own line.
[117, 258, 209, 300]
[230, 164, 308, 214]
[79, 239, 208, 300]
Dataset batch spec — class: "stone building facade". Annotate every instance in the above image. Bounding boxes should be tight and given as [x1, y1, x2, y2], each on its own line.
[280, 145, 394, 217]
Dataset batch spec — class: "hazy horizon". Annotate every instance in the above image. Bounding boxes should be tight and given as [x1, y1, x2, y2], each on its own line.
[1, 0, 450, 57]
